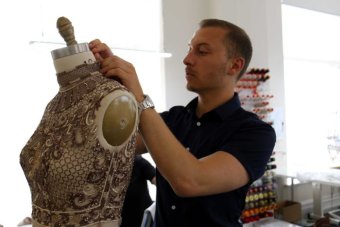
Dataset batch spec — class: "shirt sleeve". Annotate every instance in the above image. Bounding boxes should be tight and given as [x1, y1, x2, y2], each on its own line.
[219, 120, 276, 183]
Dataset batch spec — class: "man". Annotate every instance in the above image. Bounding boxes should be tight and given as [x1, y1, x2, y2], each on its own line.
[90, 18, 276, 226]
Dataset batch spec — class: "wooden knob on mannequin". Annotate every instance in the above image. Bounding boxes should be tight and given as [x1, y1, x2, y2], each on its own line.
[57, 16, 77, 46]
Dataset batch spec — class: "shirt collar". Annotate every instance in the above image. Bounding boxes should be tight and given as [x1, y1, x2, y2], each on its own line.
[185, 93, 241, 121]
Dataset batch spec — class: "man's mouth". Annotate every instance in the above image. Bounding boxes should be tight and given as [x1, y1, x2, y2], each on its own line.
[185, 68, 195, 76]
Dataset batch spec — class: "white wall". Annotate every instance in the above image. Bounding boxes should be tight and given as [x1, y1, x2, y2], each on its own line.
[162, 0, 210, 108]
[162, 0, 287, 174]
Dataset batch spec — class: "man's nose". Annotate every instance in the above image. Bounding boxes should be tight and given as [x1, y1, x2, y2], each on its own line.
[183, 52, 193, 65]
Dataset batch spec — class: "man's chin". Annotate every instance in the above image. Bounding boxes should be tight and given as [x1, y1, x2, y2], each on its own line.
[186, 84, 192, 91]
[186, 84, 197, 93]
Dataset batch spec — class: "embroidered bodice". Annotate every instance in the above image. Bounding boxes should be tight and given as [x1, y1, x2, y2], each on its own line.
[20, 63, 138, 227]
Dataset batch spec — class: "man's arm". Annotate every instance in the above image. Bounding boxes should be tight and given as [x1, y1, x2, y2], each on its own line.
[135, 134, 148, 155]
[139, 107, 249, 197]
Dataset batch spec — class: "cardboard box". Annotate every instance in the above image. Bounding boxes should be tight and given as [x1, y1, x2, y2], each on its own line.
[275, 200, 302, 223]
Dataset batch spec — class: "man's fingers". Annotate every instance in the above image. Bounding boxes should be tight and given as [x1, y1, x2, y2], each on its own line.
[100, 56, 134, 75]
[94, 53, 103, 62]
[89, 39, 114, 59]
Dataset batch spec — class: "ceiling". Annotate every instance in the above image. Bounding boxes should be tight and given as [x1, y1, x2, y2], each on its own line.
[282, 0, 340, 16]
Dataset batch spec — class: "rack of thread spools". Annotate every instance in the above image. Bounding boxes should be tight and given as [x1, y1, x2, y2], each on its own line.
[237, 68, 278, 224]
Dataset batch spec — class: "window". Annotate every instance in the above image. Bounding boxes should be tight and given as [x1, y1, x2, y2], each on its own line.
[282, 5, 340, 173]
[0, 0, 163, 225]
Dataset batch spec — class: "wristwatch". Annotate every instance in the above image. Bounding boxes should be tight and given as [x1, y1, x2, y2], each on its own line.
[138, 95, 154, 114]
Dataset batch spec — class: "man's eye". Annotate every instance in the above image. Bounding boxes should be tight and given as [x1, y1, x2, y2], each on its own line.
[198, 50, 208, 55]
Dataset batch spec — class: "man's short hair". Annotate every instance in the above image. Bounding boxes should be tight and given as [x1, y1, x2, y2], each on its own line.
[199, 19, 253, 80]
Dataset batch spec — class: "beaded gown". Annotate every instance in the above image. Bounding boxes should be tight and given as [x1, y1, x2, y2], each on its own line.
[20, 62, 138, 227]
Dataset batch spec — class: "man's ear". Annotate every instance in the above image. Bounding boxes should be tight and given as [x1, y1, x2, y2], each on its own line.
[227, 57, 245, 76]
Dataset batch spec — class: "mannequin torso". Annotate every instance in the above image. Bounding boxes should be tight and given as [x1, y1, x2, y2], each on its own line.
[20, 43, 139, 227]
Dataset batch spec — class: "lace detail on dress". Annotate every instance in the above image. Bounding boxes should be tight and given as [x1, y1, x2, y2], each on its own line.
[57, 62, 101, 87]
[20, 64, 138, 226]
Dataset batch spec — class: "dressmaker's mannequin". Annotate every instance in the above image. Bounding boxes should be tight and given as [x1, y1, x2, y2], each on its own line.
[20, 17, 138, 227]
[52, 17, 96, 73]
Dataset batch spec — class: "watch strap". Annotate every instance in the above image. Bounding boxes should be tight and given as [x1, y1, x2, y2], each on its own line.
[138, 95, 155, 114]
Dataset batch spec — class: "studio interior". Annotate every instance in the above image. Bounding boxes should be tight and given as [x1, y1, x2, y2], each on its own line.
[1, 0, 340, 226]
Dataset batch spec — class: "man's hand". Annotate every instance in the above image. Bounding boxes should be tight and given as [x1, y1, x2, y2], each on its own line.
[89, 39, 114, 62]
[89, 39, 145, 102]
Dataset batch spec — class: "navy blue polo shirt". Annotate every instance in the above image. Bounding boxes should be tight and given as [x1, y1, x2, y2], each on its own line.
[155, 93, 276, 227]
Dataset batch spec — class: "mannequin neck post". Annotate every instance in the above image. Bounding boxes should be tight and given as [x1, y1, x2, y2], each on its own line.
[51, 43, 96, 74]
